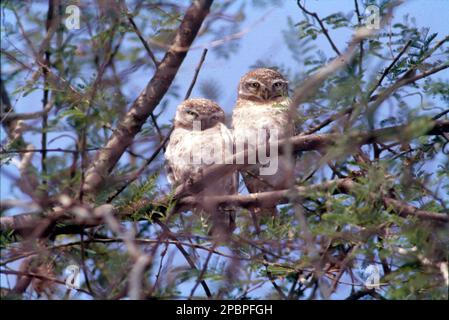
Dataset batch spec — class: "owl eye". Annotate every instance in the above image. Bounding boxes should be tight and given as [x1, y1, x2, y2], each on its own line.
[248, 82, 260, 89]
[273, 81, 284, 89]
[211, 115, 220, 121]
[186, 110, 198, 117]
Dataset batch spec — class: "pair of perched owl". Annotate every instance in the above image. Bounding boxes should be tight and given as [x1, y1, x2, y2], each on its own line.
[165, 68, 295, 224]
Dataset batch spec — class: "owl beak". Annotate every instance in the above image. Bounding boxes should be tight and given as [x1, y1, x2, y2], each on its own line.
[200, 118, 209, 130]
[262, 88, 270, 100]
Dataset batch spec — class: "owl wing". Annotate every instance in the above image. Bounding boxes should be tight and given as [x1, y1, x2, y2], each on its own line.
[165, 159, 176, 186]
[286, 98, 300, 137]
[218, 123, 238, 195]
[164, 130, 188, 187]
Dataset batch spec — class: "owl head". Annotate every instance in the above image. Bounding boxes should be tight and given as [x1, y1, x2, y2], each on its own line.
[237, 68, 289, 103]
[174, 98, 225, 130]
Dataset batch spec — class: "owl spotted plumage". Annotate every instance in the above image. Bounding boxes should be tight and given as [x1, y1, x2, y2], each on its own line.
[232, 68, 295, 214]
[165, 98, 237, 233]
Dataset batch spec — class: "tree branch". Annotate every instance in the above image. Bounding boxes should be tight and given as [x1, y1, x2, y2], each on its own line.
[173, 119, 449, 199]
[367, 39, 412, 97]
[125, 6, 159, 68]
[179, 178, 448, 222]
[296, 0, 341, 56]
[290, 1, 400, 110]
[2, 174, 447, 238]
[82, 0, 214, 194]
[2, 119, 446, 232]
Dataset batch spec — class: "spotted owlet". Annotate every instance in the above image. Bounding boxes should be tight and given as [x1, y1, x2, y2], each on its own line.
[165, 98, 237, 231]
[232, 68, 295, 213]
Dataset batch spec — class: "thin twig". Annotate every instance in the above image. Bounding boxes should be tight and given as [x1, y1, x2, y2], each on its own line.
[156, 220, 213, 298]
[79, 232, 96, 297]
[41, 0, 56, 193]
[125, 8, 159, 68]
[1, 147, 101, 154]
[354, 0, 364, 74]
[106, 133, 171, 203]
[297, 0, 341, 56]
[0, 269, 92, 296]
[189, 244, 216, 299]
[184, 48, 208, 100]
[368, 40, 412, 98]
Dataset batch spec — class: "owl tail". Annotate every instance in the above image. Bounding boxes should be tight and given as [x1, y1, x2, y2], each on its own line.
[207, 206, 235, 242]
[241, 170, 280, 217]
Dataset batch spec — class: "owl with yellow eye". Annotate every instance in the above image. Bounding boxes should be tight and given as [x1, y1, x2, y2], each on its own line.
[232, 68, 295, 214]
[165, 98, 237, 233]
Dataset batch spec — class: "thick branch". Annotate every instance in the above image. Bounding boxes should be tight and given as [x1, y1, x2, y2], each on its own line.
[174, 119, 449, 199]
[179, 178, 448, 222]
[2, 174, 447, 236]
[1, 119, 446, 232]
[82, 0, 213, 194]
